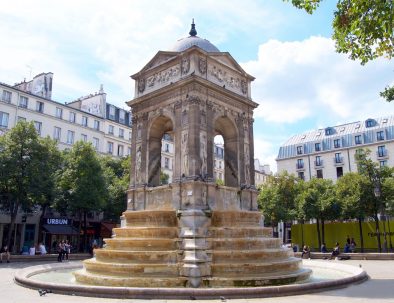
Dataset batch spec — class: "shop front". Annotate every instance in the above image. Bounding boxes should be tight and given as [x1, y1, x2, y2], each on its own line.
[41, 218, 79, 253]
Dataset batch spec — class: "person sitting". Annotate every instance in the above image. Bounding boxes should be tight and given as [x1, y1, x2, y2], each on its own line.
[0, 245, 10, 263]
[344, 242, 350, 253]
[29, 244, 36, 256]
[330, 242, 340, 259]
[38, 242, 47, 255]
[350, 238, 356, 253]
[301, 245, 310, 259]
[321, 242, 328, 253]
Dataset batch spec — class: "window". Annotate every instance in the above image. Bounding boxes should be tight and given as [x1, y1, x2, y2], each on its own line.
[119, 110, 125, 123]
[0, 112, 9, 128]
[377, 146, 386, 157]
[81, 116, 88, 127]
[316, 169, 323, 179]
[315, 156, 322, 167]
[127, 147, 131, 156]
[325, 127, 334, 136]
[334, 139, 340, 148]
[219, 161, 222, 169]
[296, 146, 303, 155]
[109, 105, 115, 120]
[17, 116, 26, 122]
[107, 142, 113, 154]
[108, 125, 114, 135]
[164, 157, 170, 169]
[296, 159, 304, 169]
[19, 96, 28, 108]
[1, 90, 11, 103]
[94, 120, 100, 130]
[335, 153, 342, 163]
[379, 160, 387, 167]
[56, 107, 63, 119]
[129, 132, 132, 140]
[377, 131, 384, 141]
[67, 130, 75, 144]
[298, 171, 305, 180]
[81, 134, 87, 142]
[34, 121, 42, 136]
[92, 137, 99, 150]
[165, 143, 170, 153]
[315, 143, 321, 152]
[36, 101, 44, 113]
[366, 119, 375, 128]
[119, 128, 124, 138]
[355, 135, 362, 145]
[336, 167, 343, 178]
[117, 145, 124, 156]
[69, 112, 76, 123]
[53, 127, 61, 142]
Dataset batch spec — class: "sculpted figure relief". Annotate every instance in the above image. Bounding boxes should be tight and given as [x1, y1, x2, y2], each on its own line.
[182, 132, 188, 175]
[181, 57, 190, 75]
[198, 57, 207, 74]
[138, 78, 145, 93]
[147, 66, 180, 88]
[136, 145, 142, 183]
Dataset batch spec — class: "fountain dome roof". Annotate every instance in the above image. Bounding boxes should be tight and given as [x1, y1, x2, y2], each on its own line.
[170, 20, 220, 53]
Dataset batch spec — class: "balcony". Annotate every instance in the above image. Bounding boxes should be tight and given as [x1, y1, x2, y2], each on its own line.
[376, 150, 388, 159]
[334, 157, 344, 165]
[314, 160, 324, 167]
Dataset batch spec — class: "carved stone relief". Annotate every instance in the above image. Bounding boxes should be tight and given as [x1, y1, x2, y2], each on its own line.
[138, 78, 145, 93]
[136, 145, 142, 183]
[200, 132, 207, 176]
[244, 144, 250, 184]
[209, 64, 247, 95]
[198, 57, 207, 74]
[181, 56, 190, 75]
[181, 131, 189, 175]
[146, 65, 180, 88]
[182, 109, 188, 126]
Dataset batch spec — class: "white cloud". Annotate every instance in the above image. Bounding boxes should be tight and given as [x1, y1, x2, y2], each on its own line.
[242, 36, 393, 125]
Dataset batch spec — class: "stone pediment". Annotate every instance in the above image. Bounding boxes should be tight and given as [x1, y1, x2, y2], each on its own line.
[133, 51, 179, 77]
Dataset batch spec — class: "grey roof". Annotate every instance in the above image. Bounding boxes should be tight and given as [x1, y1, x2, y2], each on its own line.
[277, 116, 394, 159]
[170, 36, 220, 52]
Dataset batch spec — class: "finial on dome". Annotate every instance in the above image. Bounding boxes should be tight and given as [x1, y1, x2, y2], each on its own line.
[189, 18, 197, 37]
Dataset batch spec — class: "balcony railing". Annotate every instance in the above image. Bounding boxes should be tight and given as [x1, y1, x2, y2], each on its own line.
[334, 157, 344, 164]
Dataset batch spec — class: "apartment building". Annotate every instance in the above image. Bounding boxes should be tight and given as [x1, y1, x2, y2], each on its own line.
[277, 116, 394, 181]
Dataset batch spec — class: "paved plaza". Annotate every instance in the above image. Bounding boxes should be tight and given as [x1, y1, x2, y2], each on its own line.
[0, 259, 393, 303]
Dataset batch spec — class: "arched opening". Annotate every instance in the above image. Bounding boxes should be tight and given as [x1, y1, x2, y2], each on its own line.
[214, 135, 224, 185]
[214, 116, 238, 187]
[147, 116, 174, 187]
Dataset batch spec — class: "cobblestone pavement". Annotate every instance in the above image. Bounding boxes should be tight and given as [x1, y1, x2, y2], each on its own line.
[1, 260, 393, 303]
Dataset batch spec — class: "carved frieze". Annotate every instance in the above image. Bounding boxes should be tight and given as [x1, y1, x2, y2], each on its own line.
[146, 65, 180, 88]
[209, 64, 247, 95]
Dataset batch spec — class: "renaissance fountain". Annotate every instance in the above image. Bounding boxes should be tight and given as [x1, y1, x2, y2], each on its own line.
[73, 21, 312, 289]
[15, 22, 367, 300]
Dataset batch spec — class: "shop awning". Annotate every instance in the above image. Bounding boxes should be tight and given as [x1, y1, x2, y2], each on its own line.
[42, 224, 79, 235]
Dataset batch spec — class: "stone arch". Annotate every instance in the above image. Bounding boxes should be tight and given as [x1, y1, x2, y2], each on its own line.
[147, 115, 174, 186]
[214, 115, 239, 187]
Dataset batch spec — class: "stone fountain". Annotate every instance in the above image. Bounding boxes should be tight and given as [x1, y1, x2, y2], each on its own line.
[74, 21, 311, 288]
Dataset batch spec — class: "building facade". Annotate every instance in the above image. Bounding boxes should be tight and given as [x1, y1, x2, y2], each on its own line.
[277, 116, 394, 181]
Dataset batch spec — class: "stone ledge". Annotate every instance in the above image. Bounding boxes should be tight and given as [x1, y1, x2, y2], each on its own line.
[4, 253, 91, 262]
[294, 252, 394, 260]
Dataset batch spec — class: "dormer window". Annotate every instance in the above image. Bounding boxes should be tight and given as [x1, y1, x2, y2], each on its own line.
[315, 142, 321, 152]
[334, 139, 341, 148]
[297, 146, 303, 155]
[325, 127, 334, 136]
[365, 118, 376, 128]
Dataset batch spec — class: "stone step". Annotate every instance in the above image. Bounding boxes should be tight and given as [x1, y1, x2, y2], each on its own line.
[208, 227, 272, 238]
[95, 249, 179, 263]
[211, 258, 302, 276]
[83, 259, 180, 277]
[123, 210, 177, 227]
[104, 238, 179, 251]
[113, 227, 179, 238]
[210, 238, 282, 250]
[211, 211, 262, 227]
[211, 248, 294, 263]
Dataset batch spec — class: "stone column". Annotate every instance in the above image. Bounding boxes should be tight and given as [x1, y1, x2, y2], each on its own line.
[206, 102, 214, 180]
[187, 96, 201, 177]
[173, 100, 183, 181]
[249, 117, 256, 187]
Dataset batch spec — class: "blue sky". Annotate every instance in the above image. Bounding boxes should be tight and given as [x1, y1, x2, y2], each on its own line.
[0, 0, 393, 172]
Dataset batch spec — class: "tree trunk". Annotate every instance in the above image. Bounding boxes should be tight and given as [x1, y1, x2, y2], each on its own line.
[83, 210, 88, 253]
[37, 204, 47, 243]
[77, 211, 82, 252]
[321, 218, 325, 245]
[7, 199, 19, 253]
[316, 218, 321, 250]
[374, 212, 382, 253]
[301, 221, 304, 247]
[358, 217, 364, 253]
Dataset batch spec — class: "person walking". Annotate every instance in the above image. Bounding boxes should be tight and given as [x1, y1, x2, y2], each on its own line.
[57, 240, 64, 262]
[0, 245, 10, 263]
[64, 240, 70, 261]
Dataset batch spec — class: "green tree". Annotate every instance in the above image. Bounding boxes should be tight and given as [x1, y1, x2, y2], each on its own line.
[258, 171, 299, 243]
[57, 141, 107, 252]
[296, 177, 339, 249]
[100, 156, 130, 222]
[0, 121, 52, 251]
[336, 172, 372, 252]
[285, 0, 394, 101]
[160, 171, 170, 185]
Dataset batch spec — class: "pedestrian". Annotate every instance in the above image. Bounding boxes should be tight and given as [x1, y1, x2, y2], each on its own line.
[64, 240, 70, 260]
[38, 242, 47, 255]
[57, 240, 64, 262]
[0, 245, 10, 263]
[350, 238, 356, 253]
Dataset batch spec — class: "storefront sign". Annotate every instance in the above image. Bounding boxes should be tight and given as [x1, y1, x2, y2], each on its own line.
[46, 218, 69, 225]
